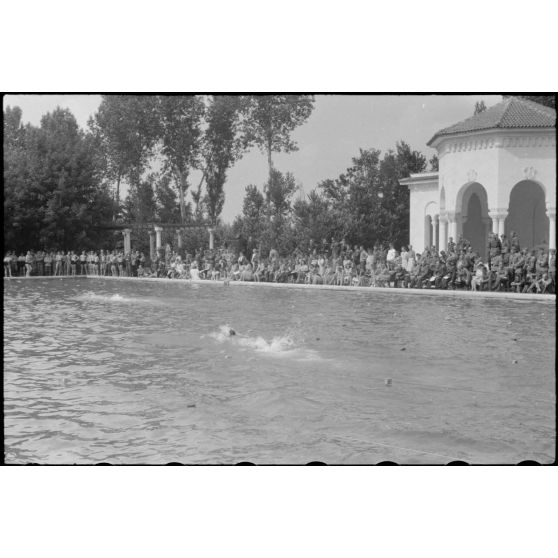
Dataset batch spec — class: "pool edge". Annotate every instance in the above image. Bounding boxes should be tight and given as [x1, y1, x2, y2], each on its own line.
[58, 275, 558, 302]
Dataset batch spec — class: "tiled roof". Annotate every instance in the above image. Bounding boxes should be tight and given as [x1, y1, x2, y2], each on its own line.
[427, 97, 556, 146]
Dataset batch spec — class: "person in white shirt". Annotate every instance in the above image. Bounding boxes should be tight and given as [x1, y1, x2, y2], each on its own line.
[386, 243, 397, 263]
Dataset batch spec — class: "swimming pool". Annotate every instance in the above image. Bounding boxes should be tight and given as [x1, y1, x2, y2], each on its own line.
[3, 278, 555, 464]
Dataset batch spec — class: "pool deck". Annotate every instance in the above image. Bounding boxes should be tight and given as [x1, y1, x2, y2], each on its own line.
[6, 274, 555, 302]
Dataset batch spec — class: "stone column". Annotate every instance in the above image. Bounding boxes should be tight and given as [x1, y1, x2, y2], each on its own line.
[547, 207, 556, 250]
[488, 211, 498, 234]
[176, 229, 183, 249]
[498, 210, 507, 238]
[488, 209, 507, 238]
[432, 215, 439, 251]
[208, 228, 215, 250]
[149, 231, 156, 262]
[154, 226, 163, 250]
[439, 212, 448, 252]
[446, 211, 457, 245]
[122, 228, 132, 254]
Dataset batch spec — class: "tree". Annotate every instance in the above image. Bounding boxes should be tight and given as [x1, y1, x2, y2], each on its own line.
[503, 95, 555, 109]
[429, 154, 439, 171]
[122, 173, 157, 224]
[292, 189, 335, 251]
[242, 95, 314, 181]
[316, 142, 426, 249]
[377, 142, 427, 248]
[202, 95, 249, 226]
[233, 184, 266, 249]
[474, 101, 487, 114]
[154, 174, 182, 223]
[89, 95, 160, 218]
[156, 95, 206, 224]
[4, 106, 114, 251]
[263, 169, 298, 253]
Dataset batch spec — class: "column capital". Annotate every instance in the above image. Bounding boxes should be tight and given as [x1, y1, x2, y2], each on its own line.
[446, 210, 456, 222]
[148, 230, 155, 237]
[439, 210, 447, 222]
[546, 207, 556, 219]
[122, 228, 132, 235]
[432, 214, 439, 225]
[154, 226, 163, 233]
[488, 208, 508, 219]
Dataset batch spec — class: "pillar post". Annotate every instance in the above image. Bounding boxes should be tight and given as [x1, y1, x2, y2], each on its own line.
[488, 210, 499, 234]
[176, 229, 183, 250]
[208, 227, 215, 250]
[432, 215, 439, 251]
[122, 228, 132, 254]
[488, 208, 508, 238]
[439, 211, 448, 252]
[498, 210, 507, 238]
[446, 211, 457, 247]
[547, 207, 556, 250]
[149, 231, 156, 262]
[154, 226, 163, 251]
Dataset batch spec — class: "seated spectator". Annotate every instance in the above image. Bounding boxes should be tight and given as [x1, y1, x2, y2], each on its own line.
[471, 261, 488, 291]
[240, 262, 253, 281]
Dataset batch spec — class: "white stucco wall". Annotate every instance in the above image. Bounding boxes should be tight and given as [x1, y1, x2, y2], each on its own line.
[401, 126, 556, 253]
[495, 132, 556, 209]
[407, 179, 438, 253]
[437, 129, 556, 217]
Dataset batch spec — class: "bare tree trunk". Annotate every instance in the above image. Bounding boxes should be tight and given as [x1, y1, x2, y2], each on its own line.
[113, 172, 122, 222]
[176, 169, 188, 225]
[267, 145, 273, 180]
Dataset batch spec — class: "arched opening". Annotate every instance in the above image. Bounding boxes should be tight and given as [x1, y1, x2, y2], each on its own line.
[463, 193, 485, 257]
[457, 182, 490, 258]
[506, 180, 548, 250]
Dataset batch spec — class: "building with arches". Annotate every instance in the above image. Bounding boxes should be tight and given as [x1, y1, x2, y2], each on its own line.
[400, 97, 556, 257]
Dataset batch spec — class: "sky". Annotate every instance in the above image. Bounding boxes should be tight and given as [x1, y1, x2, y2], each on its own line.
[4, 94, 502, 223]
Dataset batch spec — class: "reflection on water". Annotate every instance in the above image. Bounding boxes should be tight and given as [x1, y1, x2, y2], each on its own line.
[3, 278, 556, 464]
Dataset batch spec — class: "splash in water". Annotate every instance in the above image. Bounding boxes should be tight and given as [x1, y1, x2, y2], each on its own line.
[74, 292, 152, 304]
[208, 325, 319, 360]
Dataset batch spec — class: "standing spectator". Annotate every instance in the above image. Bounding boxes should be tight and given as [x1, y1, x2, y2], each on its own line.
[447, 237, 456, 254]
[44, 252, 53, 276]
[4, 252, 13, 277]
[25, 250, 34, 277]
[35, 250, 44, 276]
[79, 250, 87, 275]
[54, 251, 63, 276]
[386, 243, 397, 263]
[71, 251, 78, 276]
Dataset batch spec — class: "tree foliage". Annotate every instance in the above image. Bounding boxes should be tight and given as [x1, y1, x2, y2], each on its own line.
[156, 96, 206, 223]
[89, 95, 160, 216]
[474, 101, 487, 114]
[503, 94, 555, 109]
[231, 140, 427, 256]
[4, 105, 114, 251]
[202, 95, 249, 225]
[241, 95, 314, 180]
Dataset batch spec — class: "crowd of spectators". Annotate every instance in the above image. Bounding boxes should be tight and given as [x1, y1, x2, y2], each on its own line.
[4, 231, 556, 295]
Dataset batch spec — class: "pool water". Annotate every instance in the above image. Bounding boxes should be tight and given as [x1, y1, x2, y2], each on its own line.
[3, 278, 556, 464]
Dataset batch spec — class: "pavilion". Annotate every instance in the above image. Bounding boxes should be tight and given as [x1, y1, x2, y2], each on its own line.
[399, 97, 556, 257]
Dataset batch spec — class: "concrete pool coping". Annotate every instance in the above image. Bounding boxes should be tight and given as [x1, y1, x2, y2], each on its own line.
[7, 274, 554, 302]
